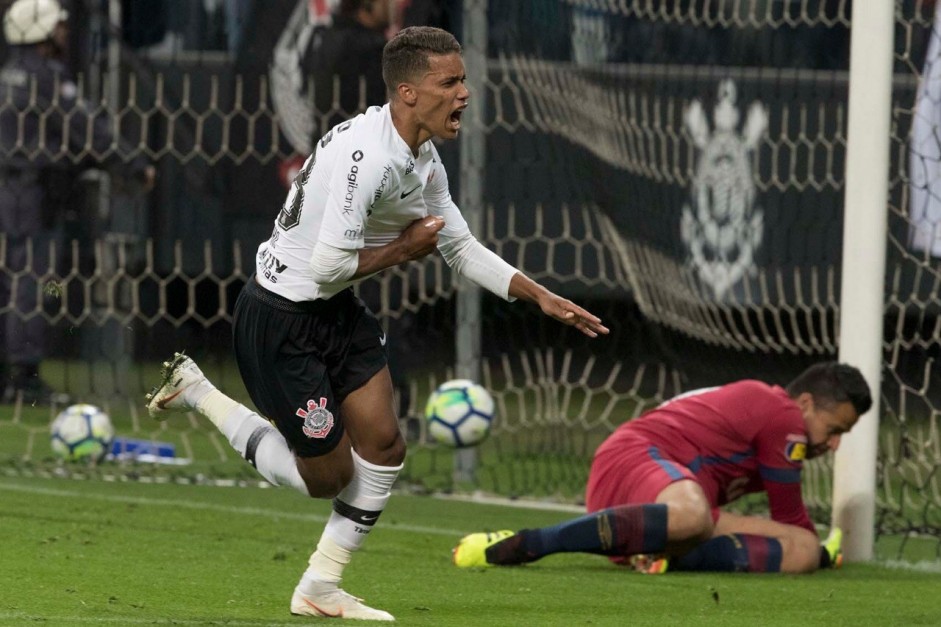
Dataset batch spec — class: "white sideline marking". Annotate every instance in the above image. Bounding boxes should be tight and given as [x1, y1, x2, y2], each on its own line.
[877, 559, 941, 574]
[0, 481, 467, 537]
[3, 480, 939, 573]
[0, 612, 298, 626]
[432, 491, 584, 513]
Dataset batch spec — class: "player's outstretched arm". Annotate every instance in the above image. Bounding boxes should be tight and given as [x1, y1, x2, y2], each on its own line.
[352, 215, 446, 279]
[507, 273, 609, 338]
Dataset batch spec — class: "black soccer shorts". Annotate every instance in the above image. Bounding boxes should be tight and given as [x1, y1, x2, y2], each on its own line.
[232, 277, 387, 458]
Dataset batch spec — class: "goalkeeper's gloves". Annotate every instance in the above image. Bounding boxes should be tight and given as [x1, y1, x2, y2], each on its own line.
[819, 527, 843, 569]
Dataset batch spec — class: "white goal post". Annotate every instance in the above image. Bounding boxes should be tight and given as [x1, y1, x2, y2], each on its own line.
[833, 1, 894, 562]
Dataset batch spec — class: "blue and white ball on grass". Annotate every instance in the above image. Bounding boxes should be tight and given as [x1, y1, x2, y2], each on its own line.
[424, 379, 494, 448]
[50, 404, 115, 462]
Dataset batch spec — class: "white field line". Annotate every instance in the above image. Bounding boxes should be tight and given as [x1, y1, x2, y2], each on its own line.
[1, 480, 938, 574]
[0, 611, 298, 626]
[0, 481, 466, 537]
[431, 491, 585, 513]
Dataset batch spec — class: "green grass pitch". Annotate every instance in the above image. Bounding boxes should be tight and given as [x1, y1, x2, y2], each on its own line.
[0, 475, 939, 626]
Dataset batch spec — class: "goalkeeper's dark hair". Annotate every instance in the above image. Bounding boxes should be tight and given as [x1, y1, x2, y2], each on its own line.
[382, 26, 461, 96]
[786, 362, 872, 416]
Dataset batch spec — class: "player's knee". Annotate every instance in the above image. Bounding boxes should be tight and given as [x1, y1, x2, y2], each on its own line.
[668, 502, 714, 545]
[385, 433, 407, 466]
[302, 472, 350, 499]
[296, 456, 354, 499]
[358, 430, 407, 467]
[780, 528, 821, 574]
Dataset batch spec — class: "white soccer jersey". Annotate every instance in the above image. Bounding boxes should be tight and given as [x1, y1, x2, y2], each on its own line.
[256, 104, 471, 301]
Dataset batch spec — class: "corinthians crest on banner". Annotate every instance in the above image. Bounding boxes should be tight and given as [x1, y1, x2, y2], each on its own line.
[269, 0, 338, 156]
[681, 80, 768, 299]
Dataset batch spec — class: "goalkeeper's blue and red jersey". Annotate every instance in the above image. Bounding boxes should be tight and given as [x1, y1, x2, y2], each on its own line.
[587, 380, 815, 533]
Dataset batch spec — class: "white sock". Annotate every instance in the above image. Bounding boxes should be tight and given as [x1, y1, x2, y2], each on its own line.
[197, 390, 308, 495]
[181, 375, 218, 412]
[195, 388, 237, 429]
[301, 449, 403, 587]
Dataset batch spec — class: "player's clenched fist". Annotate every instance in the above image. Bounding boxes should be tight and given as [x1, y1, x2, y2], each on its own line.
[399, 215, 445, 260]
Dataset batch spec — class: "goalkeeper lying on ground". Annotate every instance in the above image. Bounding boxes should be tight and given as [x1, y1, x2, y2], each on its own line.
[454, 362, 870, 573]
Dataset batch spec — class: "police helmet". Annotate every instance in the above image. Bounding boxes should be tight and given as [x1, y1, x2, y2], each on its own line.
[3, 0, 68, 46]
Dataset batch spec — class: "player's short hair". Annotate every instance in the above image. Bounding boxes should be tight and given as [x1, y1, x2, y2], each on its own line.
[382, 26, 462, 96]
[786, 362, 872, 416]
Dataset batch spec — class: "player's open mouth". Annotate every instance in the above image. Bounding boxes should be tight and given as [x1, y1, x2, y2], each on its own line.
[449, 108, 464, 129]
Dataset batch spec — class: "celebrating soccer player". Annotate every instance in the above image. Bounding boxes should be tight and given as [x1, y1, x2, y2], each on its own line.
[146, 26, 608, 621]
[453, 362, 870, 574]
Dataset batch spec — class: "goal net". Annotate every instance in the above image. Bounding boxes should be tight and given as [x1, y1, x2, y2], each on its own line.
[0, 0, 938, 558]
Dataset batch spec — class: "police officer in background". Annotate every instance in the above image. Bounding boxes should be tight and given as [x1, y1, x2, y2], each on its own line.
[0, 0, 155, 404]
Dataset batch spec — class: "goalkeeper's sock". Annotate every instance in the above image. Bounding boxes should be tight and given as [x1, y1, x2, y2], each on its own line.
[671, 534, 783, 572]
[515, 504, 668, 560]
[200, 394, 308, 495]
[303, 449, 402, 586]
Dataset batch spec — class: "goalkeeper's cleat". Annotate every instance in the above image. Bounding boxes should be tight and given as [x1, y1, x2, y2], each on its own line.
[645, 557, 670, 574]
[452, 530, 520, 567]
[145, 352, 215, 420]
[290, 582, 394, 621]
[822, 527, 843, 569]
[629, 554, 670, 574]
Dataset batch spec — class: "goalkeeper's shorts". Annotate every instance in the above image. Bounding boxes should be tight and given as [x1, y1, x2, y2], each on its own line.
[586, 434, 700, 514]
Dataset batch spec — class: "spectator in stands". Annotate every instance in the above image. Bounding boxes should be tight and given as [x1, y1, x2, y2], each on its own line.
[147, 26, 609, 621]
[0, 0, 155, 404]
[453, 362, 871, 574]
[302, 0, 391, 136]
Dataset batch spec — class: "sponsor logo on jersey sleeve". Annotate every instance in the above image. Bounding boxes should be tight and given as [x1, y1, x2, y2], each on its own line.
[372, 165, 392, 207]
[342, 164, 359, 215]
[340, 151, 367, 215]
[785, 442, 806, 461]
[785, 433, 808, 462]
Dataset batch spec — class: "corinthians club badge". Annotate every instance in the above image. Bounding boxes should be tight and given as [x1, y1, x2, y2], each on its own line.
[297, 397, 335, 439]
[681, 80, 768, 299]
[270, 0, 335, 156]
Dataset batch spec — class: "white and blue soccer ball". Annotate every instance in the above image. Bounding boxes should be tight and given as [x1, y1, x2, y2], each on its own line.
[50, 404, 115, 462]
[424, 379, 494, 448]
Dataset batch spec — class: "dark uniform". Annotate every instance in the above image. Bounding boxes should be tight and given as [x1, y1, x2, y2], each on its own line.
[302, 13, 387, 135]
[0, 46, 150, 400]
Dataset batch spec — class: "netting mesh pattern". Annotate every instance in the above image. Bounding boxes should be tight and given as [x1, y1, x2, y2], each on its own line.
[0, 0, 939, 555]
[559, 0, 851, 27]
